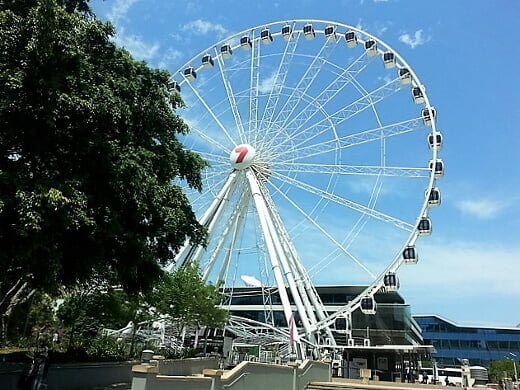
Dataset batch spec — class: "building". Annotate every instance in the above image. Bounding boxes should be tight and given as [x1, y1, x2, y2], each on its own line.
[225, 286, 432, 380]
[413, 314, 520, 367]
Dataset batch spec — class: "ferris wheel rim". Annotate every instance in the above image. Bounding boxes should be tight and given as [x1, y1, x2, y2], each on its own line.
[171, 19, 441, 339]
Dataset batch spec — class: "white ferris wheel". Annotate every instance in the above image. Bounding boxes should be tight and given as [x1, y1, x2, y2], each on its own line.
[166, 20, 443, 351]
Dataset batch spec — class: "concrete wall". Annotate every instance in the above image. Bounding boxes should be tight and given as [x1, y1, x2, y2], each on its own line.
[131, 359, 330, 390]
[0, 363, 25, 389]
[158, 358, 219, 376]
[47, 361, 134, 389]
[0, 361, 134, 390]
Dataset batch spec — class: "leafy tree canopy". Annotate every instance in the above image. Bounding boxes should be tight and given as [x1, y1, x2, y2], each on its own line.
[0, 0, 207, 310]
[488, 359, 519, 383]
[149, 265, 228, 328]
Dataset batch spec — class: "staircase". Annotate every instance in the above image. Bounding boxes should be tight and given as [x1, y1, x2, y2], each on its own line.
[307, 378, 445, 390]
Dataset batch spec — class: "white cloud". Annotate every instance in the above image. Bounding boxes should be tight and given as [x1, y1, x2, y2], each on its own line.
[185, 1, 201, 13]
[456, 198, 510, 219]
[107, 0, 139, 25]
[106, 0, 160, 63]
[258, 71, 278, 94]
[116, 29, 159, 62]
[401, 241, 520, 296]
[399, 29, 431, 49]
[353, 19, 391, 36]
[181, 19, 228, 39]
[157, 48, 183, 69]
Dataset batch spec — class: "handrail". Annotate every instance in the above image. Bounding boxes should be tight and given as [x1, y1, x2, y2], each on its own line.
[222, 372, 249, 388]
[299, 361, 314, 378]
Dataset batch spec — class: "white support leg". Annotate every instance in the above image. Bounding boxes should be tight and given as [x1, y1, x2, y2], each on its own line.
[262, 198, 315, 341]
[202, 190, 249, 281]
[216, 201, 248, 287]
[169, 172, 238, 271]
[189, 174, 239, 265]
[264, 191, 336, 344]
[245, 169, 298, 340]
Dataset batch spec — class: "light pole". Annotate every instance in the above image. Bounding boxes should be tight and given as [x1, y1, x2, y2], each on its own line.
[504, 353, 518, 383]
[510, 353, 518, 383]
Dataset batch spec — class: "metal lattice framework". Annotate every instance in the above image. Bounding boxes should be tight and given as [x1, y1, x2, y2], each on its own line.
[166, 20, 443, 355]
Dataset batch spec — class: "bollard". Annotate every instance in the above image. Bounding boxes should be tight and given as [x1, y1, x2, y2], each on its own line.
[204, 369, 224, 390]
[288, 362, 299, 390]
[141, 350, 154, 365]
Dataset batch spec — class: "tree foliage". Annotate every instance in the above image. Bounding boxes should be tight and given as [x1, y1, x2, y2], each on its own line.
[488, 359, 519, 383]
[0, 0, 207, 333]
[150, 265, 228, 328]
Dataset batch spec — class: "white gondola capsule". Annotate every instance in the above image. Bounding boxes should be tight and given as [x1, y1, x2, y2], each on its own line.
[383, 51, 396, 68]
[303, 23, 315, 40]
[398, 67, 412, 85]
[403, 246, 418, 264]
[221, 44, 233, 58]
[360, 296, 376, 315]
[412, 86, 425, 104]
[281, 24, 292, 40]
[324, 25, 336, 42]
[418, 217, 432, 235]
[201, 54, 214, 68]
[345, 31, 358, 47]
[429, 158, 445, 177]
[428, 131, 443, 150]
[240, 35, 252, 50]
[365, 39, 378, 56]
[167, 80, 180, 93]
[426, 187, 441, 207]
[422, 107, 436, 126]
[183, 67, 196, 80]
[261, 28, 273, 44]
[383, 272, 399, 292]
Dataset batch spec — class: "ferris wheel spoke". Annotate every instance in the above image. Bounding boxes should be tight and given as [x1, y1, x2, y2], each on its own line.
[189, 173, 233, 214]
[271, 171, 415, 232]
[191, 150, 229, 165]
[189, 125, 231, 154]
[217, 195, 250, 287]
[279, 40, 340, 130]
[265, 176, 376, 279]
[259, 26, 300, 132]
[201, 168, 230, 187]
[272, 77, 404, 154]
[258, 91, 337, 164]
[182, 75, 238, 146]
[274, 162, 431, 178]
[249, 33, 262, 144]
[202, 190, 249, 281]
[214, 48, 247, 144]
[273, 117, 424, 163]
[280, 51, 373, 139]
[259, 39, 337, 148]
[173, 21, 440, 345]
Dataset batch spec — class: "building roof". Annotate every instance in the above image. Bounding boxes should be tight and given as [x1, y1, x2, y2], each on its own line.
[223, 285, 406, 305]
[413, 314, 520, 332]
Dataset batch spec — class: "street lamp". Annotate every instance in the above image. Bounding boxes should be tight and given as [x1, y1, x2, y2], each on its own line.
[510, 353, 518, 383]
[505, 353, 518, 382]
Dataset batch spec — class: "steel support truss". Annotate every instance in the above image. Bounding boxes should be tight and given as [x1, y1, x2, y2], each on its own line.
[171, 169, 339, 353]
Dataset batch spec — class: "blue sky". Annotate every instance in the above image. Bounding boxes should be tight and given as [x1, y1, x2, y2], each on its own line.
[91, 0, 520, 327]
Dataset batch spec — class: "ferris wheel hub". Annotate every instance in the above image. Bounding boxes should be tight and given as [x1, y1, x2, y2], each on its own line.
[230, 144, 256, 169]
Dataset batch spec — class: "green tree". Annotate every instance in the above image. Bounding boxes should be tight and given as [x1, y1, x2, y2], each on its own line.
[489, 359, 519, 383]
[0, 0, 207, 343]
[150, 265, 228, 328]
[56, 283, 151, 354]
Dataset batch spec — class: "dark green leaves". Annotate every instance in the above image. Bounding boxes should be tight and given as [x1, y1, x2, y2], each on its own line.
[0, 0, 206, 295]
